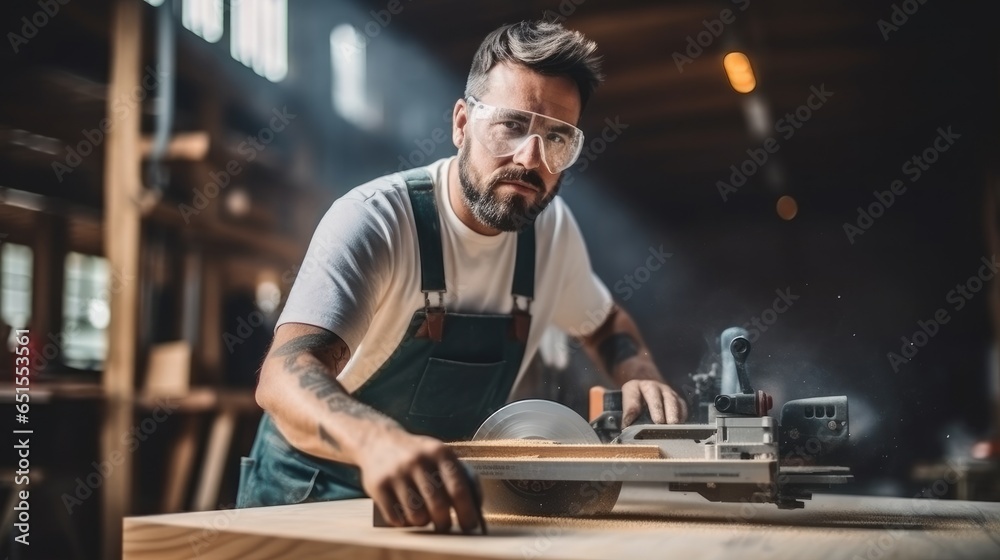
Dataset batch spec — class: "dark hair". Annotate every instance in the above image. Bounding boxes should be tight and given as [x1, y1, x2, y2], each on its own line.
[465, 21, 604, 111]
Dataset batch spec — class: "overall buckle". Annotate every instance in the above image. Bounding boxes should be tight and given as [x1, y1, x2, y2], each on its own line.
[510, 295, 532, 344]
[420, 291, 446, 342]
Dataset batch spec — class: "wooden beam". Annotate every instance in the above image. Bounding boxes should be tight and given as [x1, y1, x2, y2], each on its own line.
[101, 0, 143, 557]
[29, 213, 66, 347]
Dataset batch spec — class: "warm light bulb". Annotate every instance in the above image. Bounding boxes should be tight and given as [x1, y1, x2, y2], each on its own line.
[724, 52, 756, 94]
[776, 195, 798, 220]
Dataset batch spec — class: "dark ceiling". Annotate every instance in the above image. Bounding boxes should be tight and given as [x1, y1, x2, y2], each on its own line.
[2, 0, 996, 220]
[353, 0, 998, 222]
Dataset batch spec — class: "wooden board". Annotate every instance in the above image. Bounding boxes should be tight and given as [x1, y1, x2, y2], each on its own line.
[123, 487, 1000, 560]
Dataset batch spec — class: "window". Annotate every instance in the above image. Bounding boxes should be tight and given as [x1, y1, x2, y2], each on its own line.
[62, 252, 110, 370]
[182, 0, 224, 43]
[231, 0, 288, 82]
[1, 243, 33, 349]
[330, 24, 380, 130]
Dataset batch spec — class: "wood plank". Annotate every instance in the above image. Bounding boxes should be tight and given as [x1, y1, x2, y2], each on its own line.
[448, 441, 662, 459]
[123, 492, 1000, 560]
[101, 0, 143, 557]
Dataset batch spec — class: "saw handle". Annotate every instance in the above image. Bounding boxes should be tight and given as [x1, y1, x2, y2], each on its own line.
[730, 336, 754, 394]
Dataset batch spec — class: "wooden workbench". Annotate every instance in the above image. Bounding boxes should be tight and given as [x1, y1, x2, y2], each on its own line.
[123, 486, 1000, 559]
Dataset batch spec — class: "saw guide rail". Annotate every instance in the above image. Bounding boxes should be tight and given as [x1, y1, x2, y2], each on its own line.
[455, 335, 853, 516]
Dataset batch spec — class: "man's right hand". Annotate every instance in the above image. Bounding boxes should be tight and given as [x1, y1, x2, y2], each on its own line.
[354, 427, 481, 534]
[257, 323, 482, 533]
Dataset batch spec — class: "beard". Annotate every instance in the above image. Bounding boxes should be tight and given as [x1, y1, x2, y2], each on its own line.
[457, 144, 561, 232]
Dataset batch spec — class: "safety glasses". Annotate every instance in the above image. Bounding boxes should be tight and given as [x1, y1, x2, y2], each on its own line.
[466, 96, 585, 174]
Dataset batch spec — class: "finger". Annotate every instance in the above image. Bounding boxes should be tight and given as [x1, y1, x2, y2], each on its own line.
[664, 388, 682, 424]
[371, 483, 404, 527]
[392, 478, 430, 527]
[414, 462, 452, 533]
[621, 382, 643, 427]
[677, 392, 689, 422]
[439, 458, 480, 534]
[640, 382, 665, 423]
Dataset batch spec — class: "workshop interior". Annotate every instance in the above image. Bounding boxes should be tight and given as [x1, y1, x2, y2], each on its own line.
[1, 0, 999, 558]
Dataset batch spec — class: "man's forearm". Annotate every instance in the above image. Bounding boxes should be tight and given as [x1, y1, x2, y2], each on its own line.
[256, 326, 402, 464]
[582, 305, 664, 385]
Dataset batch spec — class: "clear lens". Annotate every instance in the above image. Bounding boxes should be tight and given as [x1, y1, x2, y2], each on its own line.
[468, 98, 584, 174]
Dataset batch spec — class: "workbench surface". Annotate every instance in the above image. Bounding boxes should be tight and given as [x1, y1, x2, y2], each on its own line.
[123, 486, 1000, 559]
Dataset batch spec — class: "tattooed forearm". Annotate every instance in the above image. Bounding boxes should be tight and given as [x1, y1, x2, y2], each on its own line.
[597, 333, 639, 371]
[275, 332, 392, 426]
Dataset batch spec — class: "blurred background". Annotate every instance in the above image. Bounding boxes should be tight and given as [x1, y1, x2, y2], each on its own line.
[1, 0, 999, 557]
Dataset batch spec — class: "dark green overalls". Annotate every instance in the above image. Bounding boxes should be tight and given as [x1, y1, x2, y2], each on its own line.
[237, 169, 535, 508]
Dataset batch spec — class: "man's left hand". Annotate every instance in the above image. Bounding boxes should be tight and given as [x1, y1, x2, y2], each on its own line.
[621, 379, 687, 427]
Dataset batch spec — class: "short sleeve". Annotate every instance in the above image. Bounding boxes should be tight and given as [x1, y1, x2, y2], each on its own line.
[548, 205, 614, 338]
[277, 193, 394, 353]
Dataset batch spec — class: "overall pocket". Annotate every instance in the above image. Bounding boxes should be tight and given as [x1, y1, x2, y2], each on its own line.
[408, 357, 506, 419]
[241, 425, 322, 507]
[257, 451, 320, 506]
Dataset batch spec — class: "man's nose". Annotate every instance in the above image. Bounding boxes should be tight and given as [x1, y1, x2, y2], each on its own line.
[511, 135, 544, 171]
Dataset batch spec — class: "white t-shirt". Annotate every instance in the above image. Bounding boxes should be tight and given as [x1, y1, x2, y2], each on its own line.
[278, 156, 613, 394]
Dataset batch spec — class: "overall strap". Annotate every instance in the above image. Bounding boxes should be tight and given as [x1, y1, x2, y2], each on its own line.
[402, 168, 446, 294]
[512, 224, 535, 301]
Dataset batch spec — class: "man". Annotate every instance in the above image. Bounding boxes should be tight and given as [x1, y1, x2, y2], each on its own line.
[239, 21, 687, 533]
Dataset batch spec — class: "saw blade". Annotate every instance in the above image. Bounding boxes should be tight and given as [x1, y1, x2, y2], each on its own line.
[472, 400, 621, 516]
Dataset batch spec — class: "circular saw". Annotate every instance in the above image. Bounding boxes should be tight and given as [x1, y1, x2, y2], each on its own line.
[471, 399, 621, 516]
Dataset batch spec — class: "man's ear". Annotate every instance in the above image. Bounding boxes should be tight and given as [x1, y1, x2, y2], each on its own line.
[452, 98, 468, 148]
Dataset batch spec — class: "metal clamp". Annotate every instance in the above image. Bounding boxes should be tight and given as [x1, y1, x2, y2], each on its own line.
[512, 294, 532, 313]
[424, 290, 446, 311]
